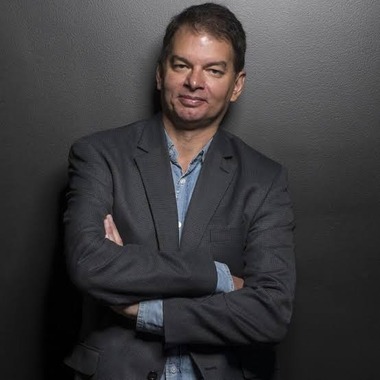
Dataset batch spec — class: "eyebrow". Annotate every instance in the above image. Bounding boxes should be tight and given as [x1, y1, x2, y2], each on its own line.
[170, 55, 228, 69]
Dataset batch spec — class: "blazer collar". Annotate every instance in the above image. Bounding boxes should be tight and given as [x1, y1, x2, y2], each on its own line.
[180, 129, 237, 251]
[134, 115, 180, 251]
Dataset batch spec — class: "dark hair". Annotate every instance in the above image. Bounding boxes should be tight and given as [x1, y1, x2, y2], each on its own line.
[159, 3, 246, 73]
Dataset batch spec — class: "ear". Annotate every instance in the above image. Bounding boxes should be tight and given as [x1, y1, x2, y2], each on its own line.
[230, 71, 246, 102]
[156, 65, 163, 91]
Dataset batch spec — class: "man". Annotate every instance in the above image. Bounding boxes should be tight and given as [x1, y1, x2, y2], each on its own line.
[64, 3, 295, 379]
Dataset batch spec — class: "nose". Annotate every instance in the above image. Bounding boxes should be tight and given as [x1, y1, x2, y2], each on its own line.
[185, 68, 205, 91]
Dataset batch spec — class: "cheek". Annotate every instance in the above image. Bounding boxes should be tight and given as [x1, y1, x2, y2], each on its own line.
[210, 85, 233, 104]
[163, 73, 183, 89]
[163, 81, 179, 98]
[208, 78, 233, 96]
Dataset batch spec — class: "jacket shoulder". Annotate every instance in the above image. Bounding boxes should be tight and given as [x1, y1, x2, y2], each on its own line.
[71, 118, 151, 150]
[221, 130, 284, 176]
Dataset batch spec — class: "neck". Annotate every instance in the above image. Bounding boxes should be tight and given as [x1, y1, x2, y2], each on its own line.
[162, 116, 218, 171]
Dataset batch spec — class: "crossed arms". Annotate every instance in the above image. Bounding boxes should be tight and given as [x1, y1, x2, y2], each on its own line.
[65, 137, 295, 346]
[104, 214, 244, 320]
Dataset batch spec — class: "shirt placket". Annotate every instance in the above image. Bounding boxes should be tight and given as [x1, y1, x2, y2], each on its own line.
[172, 155, 203, 240]
[165, 141, 205, 379]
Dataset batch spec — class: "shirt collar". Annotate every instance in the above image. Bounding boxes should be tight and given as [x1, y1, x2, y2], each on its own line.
[164, 129, 212, 164]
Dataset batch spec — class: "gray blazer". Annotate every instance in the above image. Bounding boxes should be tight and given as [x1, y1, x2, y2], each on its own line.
[64, 114, 295, 380]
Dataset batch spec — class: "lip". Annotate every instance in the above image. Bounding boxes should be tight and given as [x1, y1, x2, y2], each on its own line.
[178, 95, 207, 107]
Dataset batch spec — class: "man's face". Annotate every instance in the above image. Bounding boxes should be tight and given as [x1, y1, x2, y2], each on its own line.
[157, 26, 245, 131]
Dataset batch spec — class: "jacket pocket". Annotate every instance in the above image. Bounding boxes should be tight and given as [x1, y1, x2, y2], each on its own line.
[64, 342, 100, 376]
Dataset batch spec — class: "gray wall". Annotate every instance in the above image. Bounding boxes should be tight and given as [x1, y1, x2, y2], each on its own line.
[1, 1, 379, 379]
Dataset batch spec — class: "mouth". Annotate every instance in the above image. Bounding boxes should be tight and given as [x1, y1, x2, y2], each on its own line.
[178, 95, 207, 107]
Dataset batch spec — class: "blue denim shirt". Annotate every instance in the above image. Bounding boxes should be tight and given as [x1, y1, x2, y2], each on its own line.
[136, 132, 234, 379]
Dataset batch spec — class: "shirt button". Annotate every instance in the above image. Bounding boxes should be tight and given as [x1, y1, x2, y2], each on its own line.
[169, 365, 177, 374]
[178, 221, 182, 228]
[180, 178, 186, 184]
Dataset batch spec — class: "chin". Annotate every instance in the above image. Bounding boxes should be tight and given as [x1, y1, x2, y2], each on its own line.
[175, 115, 214, 131]
[176, 109, 211, 124]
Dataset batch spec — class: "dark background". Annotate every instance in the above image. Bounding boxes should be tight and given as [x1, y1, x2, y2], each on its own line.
[1, 1, 379, 379]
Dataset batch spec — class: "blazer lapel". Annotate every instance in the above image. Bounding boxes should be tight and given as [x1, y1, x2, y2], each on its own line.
[134, 116, 179, 251]
[180, 131, 237, 251]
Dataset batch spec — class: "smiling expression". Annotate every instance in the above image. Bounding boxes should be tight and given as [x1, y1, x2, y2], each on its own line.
[157, 26, 245, 132]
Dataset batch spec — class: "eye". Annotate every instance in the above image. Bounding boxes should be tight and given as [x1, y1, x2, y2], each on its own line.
[173, 63, 188, 71]
[207, 68, 224, 77]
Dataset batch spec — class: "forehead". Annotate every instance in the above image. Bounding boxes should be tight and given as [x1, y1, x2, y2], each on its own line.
[169, 26, 234, 64]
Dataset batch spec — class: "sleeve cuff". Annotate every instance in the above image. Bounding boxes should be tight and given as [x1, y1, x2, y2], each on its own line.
[215, 261, 234, 293]
[136, 300, 164, 335]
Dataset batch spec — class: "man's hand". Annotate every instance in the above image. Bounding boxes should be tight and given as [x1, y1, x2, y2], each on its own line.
[104, 214, 123, 246]
[104, 214, 139, 319]
[110, 304, 139, 319]
[232, 276, 244, 290]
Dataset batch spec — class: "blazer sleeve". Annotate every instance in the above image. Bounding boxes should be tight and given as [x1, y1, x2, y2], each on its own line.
[163, 167, 296, 345]
[64, 138, 217, 305]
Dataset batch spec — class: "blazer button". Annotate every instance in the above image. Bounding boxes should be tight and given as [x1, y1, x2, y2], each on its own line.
[147, 370, 158, 380]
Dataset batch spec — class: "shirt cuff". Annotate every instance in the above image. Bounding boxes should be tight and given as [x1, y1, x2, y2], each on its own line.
[136, 300, 164, 335]
[215, 261, 234, 293]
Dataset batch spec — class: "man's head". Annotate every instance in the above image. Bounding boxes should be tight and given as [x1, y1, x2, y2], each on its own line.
[159, 3, 246, 74]
[157, 3, 246, 132]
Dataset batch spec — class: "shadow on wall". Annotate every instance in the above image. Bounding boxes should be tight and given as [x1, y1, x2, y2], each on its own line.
[43, 184, 81, 380]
